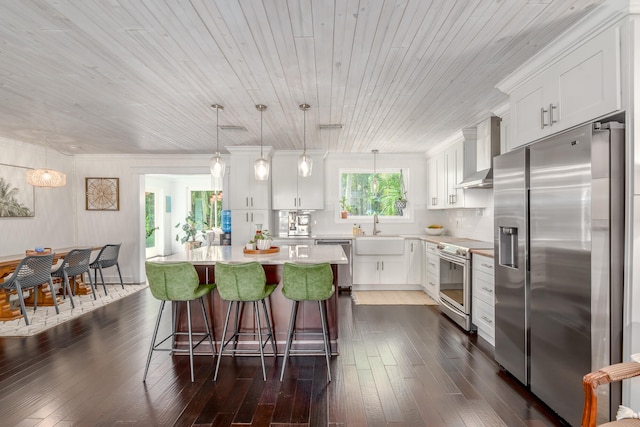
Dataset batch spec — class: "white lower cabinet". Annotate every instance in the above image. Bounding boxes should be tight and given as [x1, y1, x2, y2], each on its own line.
[353, 255, 405, 289]
[405, 238, 422, 287]
[472, 253, 495, 346]
[423, 242, 440, 302]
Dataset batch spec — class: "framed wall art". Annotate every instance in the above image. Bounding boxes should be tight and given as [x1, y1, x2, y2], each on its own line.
[0, 163, 35, 217]
[85, 177, 120, 211]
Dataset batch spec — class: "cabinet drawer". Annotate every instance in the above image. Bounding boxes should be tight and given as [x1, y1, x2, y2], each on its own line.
[473, 255, 494, 276]
[473, 270, 494, 305]
[426, 243, 439, 255]
[425, 254, 439, 275]
[473, 298, 495, 338]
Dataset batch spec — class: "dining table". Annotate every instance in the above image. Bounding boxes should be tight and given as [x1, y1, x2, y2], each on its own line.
[0, 247, 99, 321]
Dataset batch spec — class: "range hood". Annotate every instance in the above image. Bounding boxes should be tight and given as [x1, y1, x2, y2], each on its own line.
[457, 116, 501, 189]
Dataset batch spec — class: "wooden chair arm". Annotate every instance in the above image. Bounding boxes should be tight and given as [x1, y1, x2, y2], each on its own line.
[582, 362, 640, 427]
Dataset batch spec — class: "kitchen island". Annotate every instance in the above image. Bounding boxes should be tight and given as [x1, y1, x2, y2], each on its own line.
[150, 244, 348, 355]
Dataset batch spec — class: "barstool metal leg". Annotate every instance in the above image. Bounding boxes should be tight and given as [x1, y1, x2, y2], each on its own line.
[186, 301, 195, 382]
[280, 301, 299, 381]
[319, 300, 332, 382]
[261, 299, 277, 357]
[254, 301, 267, 381]
[214, 300, 234, 381]
[199, 297, 216, 355]
[143, 300, 165, 382]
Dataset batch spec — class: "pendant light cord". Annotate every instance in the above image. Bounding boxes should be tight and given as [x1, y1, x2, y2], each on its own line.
[216, 106, 219, 152]
[260, 107, 264, 157]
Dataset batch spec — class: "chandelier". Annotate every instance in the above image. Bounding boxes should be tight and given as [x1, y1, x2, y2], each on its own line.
[26, 142, 66, 188]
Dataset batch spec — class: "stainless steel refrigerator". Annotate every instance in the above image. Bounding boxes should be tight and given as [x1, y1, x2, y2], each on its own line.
[493, 121, 624, 426]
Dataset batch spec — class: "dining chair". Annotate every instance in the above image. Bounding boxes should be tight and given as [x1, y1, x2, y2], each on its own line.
[90, 243, 124, 295]
[213, 262, 277, 381]
[280, 262, 334, 382]
[1, 253, 59, 325]
[582, 360, 640, 426]
[143, 261, 216, 383]
[51, 248, 96, 301]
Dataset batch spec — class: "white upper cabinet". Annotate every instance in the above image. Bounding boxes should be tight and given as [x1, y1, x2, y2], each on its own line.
[427, 140, 464, 210]
[228, 147, 272, 210]
[427, 155, 445, 209]
[271, 151, 325, 210]
[506, 24, 621, 151]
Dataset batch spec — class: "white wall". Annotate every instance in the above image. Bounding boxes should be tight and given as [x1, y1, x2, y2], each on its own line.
[73, 154, 215, 283]
[0, 138, 76, 254]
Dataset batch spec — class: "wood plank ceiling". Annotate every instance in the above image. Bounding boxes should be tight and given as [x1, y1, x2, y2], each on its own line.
[0, 0, 603, 155]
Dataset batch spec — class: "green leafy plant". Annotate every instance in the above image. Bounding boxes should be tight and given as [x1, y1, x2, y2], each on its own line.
[175, 211, 205, 244]
[253, 229, 271, 241]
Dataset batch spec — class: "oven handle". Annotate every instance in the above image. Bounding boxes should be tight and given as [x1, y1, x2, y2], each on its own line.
[438, 251, 466, 266]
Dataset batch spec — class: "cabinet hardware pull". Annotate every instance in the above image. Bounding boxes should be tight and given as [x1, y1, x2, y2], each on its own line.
[246, 197, 249, 207]
[481, 316, 493, 324]
[549, 103, 557, 125]
[251, 212, 254, 221]
[246, 212, 249, 222]
[411, 243, 414, 251]
[250, 197, 254, 207]
[481, 287, 493, 294]
[481, 263, 493, 269]
[294, 197, 297, 206]
[376, 261, 379, 270]
[540, 106, 549, 128]
[381, 261, 384, 270]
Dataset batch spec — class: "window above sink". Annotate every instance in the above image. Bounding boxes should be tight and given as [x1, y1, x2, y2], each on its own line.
[339, 168, 410, 221]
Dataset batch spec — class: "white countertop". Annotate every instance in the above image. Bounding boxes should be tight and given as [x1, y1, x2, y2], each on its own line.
[151, 244, 348, 265]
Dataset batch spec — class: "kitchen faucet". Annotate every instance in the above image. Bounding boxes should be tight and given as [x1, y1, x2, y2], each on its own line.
[372, 214, 380, 235]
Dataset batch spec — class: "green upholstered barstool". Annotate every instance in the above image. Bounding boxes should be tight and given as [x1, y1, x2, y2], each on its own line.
[280, 262, 334, 382]
[143, 261, 216, 383]
[214, 262, 277, 381]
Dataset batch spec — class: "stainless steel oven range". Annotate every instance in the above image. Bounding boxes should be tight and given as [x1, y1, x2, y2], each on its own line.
[437, 240, 493, 331]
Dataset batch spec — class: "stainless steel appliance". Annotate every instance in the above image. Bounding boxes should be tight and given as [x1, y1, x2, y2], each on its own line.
[314, 239, 352, 291]
[437, 240, 493, 331]
[288, 211, 311, 237]
[494, 121, 624, 426]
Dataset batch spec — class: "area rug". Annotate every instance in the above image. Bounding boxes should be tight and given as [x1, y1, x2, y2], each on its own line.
[0, 283, 148, 337]
[351, 290, 438, 306]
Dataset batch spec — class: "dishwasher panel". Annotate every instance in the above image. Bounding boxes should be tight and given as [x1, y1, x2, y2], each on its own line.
[314, 239, 352, 291]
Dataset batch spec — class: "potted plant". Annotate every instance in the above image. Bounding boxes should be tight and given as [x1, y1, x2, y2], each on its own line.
[175, 211, 204, 250]
[340, 196, 350, 219]
[254, 229, 272, 250]
[395, 170, 408, 210]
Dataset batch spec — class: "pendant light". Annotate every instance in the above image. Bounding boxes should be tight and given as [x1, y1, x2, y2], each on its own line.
[254, 104, 270, 181]
[298, 103, 312, 177]
[209, 104, 226, 179]
[25, 140, 66, 188]
[371, 149, 379, 193]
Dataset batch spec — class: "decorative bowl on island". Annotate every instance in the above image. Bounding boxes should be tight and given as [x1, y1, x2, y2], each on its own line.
[424, 225, 445, 236]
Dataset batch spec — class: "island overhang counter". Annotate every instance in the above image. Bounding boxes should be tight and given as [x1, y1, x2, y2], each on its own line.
[149, 244, 348, 355]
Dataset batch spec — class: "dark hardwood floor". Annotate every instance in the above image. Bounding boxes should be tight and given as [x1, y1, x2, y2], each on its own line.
[0, 288, 568, 426]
